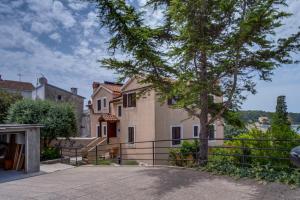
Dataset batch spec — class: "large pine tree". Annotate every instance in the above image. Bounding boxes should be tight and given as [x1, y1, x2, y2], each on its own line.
[91, 0, 300, 164]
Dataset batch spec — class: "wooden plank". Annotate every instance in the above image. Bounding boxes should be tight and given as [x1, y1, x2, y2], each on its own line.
[17, 154, 25, 171]
[16, 144, 23, 170]
[12, 144, 20, 170]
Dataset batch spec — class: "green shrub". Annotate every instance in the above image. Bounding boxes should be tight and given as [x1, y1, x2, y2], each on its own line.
[7, 99, 77, 147]
[95, 160, 112, 165]
[169, 140, 199, 167]
[0, 90, 22, 123]
[41, 147, 61, 161]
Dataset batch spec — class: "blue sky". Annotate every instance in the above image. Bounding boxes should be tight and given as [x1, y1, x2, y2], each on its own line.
[0, 0, 299, 112]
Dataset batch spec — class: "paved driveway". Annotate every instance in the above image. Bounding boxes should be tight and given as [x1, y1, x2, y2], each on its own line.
[0, 166, 299, 200]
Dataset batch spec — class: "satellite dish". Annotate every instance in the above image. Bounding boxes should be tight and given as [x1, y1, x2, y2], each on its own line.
[290, 146, 300, 167]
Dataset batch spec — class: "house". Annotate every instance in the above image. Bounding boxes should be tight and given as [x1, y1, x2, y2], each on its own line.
[32, 77, 85, 136]
[88, 78, 224, 164]
[0, 75, 34, 98]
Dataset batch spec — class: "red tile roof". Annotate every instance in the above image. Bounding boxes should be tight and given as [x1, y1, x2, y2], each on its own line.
[101, 83, 122, 93]
[0, 80, 34, 91]
[98, 113, 119, 122]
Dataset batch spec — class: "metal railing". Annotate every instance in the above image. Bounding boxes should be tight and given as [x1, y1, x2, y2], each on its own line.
[55, 145, 84, 166]
[90, 137, 300, 170]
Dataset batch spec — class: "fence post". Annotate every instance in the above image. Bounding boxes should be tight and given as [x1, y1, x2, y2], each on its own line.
[119, 143, 122, 165]
[152, 141, 155, 166]
[75, 148, 78, 166]
[241, 139, 245, 167]
[96, 145, 98, 165]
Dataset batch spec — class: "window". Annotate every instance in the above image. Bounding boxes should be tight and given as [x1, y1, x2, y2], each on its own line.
[97, 125, 101, 137]
[208, 124, 216, 140]
[123, 93, 136, 108]
[103, 97, 107, 108]
[57, 95, 62, 101]
[128, 126, 135, 144]
[171, 126, 181, 146]
[102, 123, 107, 137]
[97, 99, 101, 111]
[193, 125, 199, 138]
[118, 105, 122, 117]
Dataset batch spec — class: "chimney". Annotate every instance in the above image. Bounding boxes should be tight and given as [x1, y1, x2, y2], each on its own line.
[39, 77, 48, 85]
[92, 82, 100, 89]
[71, 88, 78, 95]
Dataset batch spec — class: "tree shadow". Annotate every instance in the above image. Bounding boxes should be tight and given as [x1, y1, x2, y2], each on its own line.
[137, 167, 300, 200]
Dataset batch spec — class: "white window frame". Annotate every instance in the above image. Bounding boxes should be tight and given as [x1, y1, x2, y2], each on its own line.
[127, 126, 136, 146]
[117, 105, 122, 117]
[193, 124, 200, 138]
[170, 125, 183, 147]
[102, 122, 107, 137]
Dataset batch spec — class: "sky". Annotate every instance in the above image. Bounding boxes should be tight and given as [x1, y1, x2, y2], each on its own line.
[0, 0, 299, 112]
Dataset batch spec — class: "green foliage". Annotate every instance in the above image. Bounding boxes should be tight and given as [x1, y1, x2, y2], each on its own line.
[238, 110, 300, 124]
[0, 90, 22, 123]
[95, 160, 112, 165]
[41, 147, 61, 161]
[204, 162, 300, 186]
[272, 95, 290, 127]
[169, 140, 199, 167]
[7, 99, 77, 146]
[208, 126, 300, 186]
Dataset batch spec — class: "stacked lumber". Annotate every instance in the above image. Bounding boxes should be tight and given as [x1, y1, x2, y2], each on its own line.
[4, 143, 25, 171]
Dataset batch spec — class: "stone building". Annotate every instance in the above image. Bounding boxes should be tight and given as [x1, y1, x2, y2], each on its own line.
[32, 77, 85, 136]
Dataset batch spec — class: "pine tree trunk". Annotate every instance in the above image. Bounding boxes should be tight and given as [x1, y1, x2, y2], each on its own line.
[199, 91, 209, 166]
[198, 51, 209, 166]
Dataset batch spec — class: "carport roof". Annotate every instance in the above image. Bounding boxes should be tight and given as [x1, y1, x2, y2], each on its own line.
[0, 124, 44, 131]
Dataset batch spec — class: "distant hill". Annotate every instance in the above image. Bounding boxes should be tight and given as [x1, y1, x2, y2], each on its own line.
[238, 110, 300, 124]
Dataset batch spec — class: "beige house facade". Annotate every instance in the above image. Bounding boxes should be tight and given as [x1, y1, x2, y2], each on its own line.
[88, 78, 224, 163]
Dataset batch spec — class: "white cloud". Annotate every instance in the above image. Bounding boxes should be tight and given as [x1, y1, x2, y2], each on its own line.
[25, 0, 76, 31]
[49, 32, 61, 42]
[31, 21, 55, 34]
[68, 0, 89, 11]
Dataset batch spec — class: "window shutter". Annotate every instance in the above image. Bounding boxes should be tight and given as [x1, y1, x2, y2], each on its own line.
[123, 94, 128, 107]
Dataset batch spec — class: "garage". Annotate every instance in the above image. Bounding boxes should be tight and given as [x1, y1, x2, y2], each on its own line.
[0, 124, 42, 179]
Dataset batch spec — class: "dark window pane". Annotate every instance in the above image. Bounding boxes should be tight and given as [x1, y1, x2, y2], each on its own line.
[123, 94, 128, 107]
[118, 106, 122, 117]
[128, 93, 136, 107]
[194, 126, 198, 137]
[97, 100, 101, 111]
[103, 98, 107, 108]
[128, 127, 135, 144]
[208, 125, 215, 140]
[172, 127, 181, 145]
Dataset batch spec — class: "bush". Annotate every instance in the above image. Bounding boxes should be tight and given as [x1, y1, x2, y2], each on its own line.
[169, 140, 199, 167]
[0, 90, 22, 123]
[208, 126, 300, 186]
[7, 99, 77, 147]
[41, 147, 61, 161]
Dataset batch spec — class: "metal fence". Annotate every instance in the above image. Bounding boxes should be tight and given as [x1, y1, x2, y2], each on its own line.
[91, 137, 300, 170]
